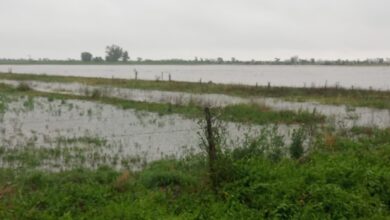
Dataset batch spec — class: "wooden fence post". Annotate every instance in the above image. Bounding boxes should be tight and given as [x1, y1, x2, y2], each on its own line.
[134, 69, 138, 80]
[204, 107, 217, 190]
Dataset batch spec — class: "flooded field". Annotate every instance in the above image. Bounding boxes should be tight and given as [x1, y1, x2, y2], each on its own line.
[2, 79, 390, 128]
[1, 78, 389, 172]
[0, 96, 296, 171]
[1, 65, 390, 90]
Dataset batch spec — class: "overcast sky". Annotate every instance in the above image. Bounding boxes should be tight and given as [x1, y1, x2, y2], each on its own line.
[1, 0, 389, 60]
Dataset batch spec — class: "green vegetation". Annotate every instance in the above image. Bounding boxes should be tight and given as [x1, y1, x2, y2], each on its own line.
[221, 104, 321, 125]
[104, 44, 129, 62]
[1, 128, 390, 219]
[0, 137, 143, 170]
[16, 82, 32, 91]
[0, 83, 324, 125]
[0, 95, 8, 113]
[289, 127, 305, 159]
[1, 72, 389, 109]
[80, 52, 93, 62]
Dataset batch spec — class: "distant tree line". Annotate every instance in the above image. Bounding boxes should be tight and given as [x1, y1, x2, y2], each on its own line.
[1, 48, 389, 65]
[77, 51, 390, 65]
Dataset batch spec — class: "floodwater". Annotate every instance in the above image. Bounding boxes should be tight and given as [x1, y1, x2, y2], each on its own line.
[0, 97, 295, 170]
[1, 79, 390, 128]
[1, 65, 390, 90]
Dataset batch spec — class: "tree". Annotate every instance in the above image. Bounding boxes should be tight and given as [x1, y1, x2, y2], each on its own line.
[217, 57, 224, 64]
[122, 51, 130, 62]
[105, 45, 124, 62]
[290, 56, 299, 64]
[93, 57, 104, 62]
[81, 52, 93, 62]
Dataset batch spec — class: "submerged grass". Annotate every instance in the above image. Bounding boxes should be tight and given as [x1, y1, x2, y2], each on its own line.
[1, 72, 390, 109]
[1, 129, 390, 219]
[221, 103, 321, 124]
[0, 83, 324, 125]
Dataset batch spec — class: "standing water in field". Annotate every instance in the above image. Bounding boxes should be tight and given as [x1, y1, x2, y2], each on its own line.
[1, 79, 390, 128]
[1, 65, 390, 90]
[0, 96, 295, 171]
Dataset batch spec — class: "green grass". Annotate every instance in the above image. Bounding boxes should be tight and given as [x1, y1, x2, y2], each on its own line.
[221, 104, 321, 125]
[1, 129, 390, 219]
[0, 83, 324, 125]
[1, 72, 390, 109]
[0, 95, 8, 113]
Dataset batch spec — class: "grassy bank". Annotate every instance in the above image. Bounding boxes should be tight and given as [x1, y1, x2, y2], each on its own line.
[0, 83, 324, 125]
[1, 128, 390, 219]
[1, 72, 390, 109]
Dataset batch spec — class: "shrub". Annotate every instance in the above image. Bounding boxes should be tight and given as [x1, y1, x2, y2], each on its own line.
[16, 82, 31, 91]
[91, 89, 102, 98]
[289, 127, 305, 159]
[233, 126, 285, 162]
[139, 160, 196, 188]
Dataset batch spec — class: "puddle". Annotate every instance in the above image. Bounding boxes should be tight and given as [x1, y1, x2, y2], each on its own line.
[1, 79, 389, 128]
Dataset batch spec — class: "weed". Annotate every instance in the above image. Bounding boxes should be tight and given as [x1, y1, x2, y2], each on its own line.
[16, 82, 31, 91]
[91, 89, 101, 98]
[289, 127, 306, 159]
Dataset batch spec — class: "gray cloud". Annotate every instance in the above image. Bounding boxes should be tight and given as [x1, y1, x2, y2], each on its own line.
[0, 0, 389, 60]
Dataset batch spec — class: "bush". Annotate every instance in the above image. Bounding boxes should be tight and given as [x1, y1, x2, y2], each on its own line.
[233, 126, 285, 162]
[139, 160, 196, 188]
[91, 89, 102, 98]
[16, 82, 31, 91]
[289, 127, 305, 159]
